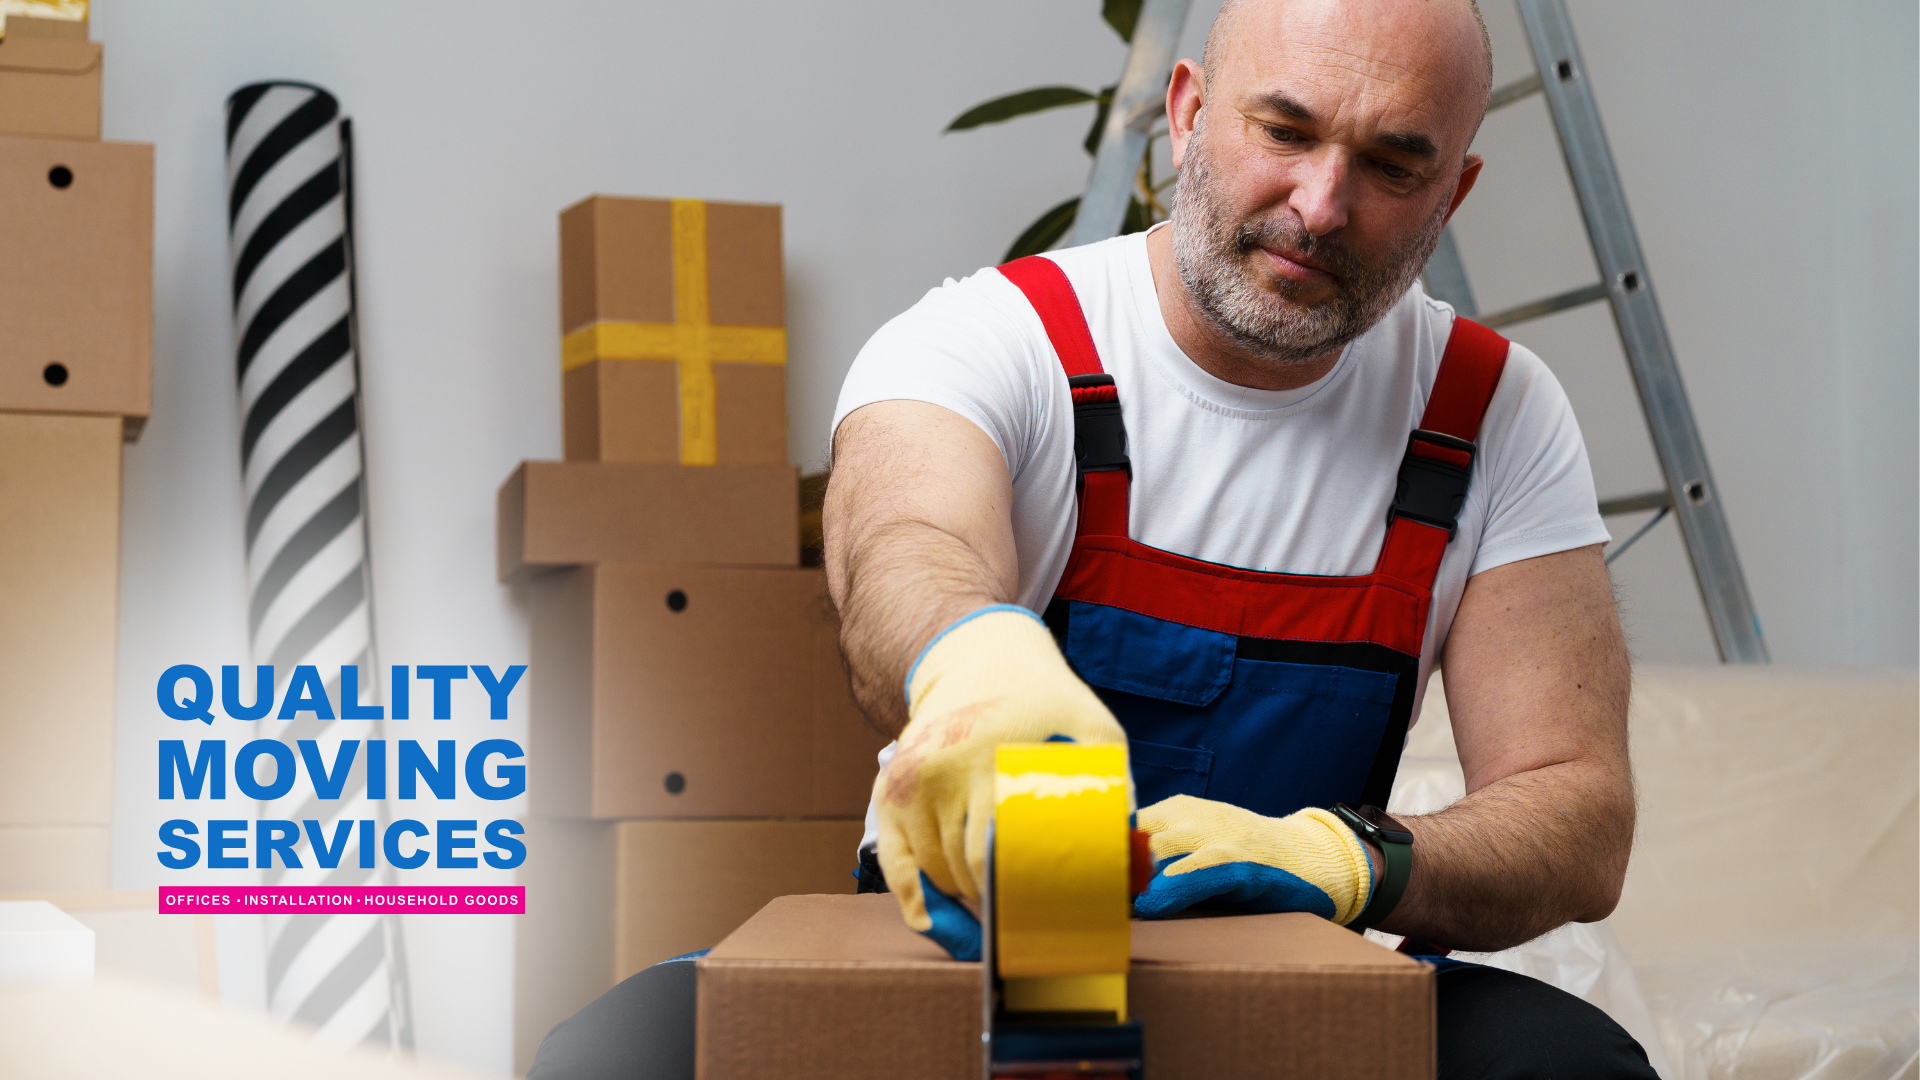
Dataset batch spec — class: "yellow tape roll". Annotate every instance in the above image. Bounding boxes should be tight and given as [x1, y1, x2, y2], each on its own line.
[994, 743, 1131, 1018]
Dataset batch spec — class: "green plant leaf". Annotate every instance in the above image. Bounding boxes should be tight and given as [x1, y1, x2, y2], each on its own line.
[1082, 84, 1117, 155]
[1004, 198, 1081, 262]
[946, 86, 1097, 133]
[1122, 196, 1154, 235]
[1103, 0, 1142, 42]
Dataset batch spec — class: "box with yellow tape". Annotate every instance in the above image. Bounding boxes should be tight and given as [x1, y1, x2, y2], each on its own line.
[0, 11, 101, 141]
[559, 195, 788, 467]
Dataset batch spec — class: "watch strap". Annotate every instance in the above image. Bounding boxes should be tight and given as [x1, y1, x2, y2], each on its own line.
[1333, 803, 1412, 931]
[1351, 829, 1411, 930]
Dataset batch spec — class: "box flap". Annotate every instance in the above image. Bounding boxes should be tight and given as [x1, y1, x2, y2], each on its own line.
[0, 36, 100, 75]
[704, 894, 959, 967]
[1132, 910, 1427, 972]
[706, 894, 1424, 974]
[3, 14, 88, 40]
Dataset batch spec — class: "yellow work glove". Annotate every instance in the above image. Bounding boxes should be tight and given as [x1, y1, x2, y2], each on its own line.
[876, 605, 1128, 960]
[1133, 794, 1373, 925]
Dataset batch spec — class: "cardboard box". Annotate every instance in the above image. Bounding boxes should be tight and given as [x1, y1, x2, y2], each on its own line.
[527, 563, 885, 819]
[512, 818, 864, 1078]
[0, 16, 101, 141]
[0, 135, 153, 434]
[0, 827, 111, 891]
[697, 894, 1435, 1080]
[559, 196, 787, 467]
[0, 413, 118, 828]
[497, 460, 798, 581]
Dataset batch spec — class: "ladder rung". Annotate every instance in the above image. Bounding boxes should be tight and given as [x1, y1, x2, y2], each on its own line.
[1598, 490, 1671, 517]
[1486, 73, 1544, 114]
[1479, 281, 1609, 329]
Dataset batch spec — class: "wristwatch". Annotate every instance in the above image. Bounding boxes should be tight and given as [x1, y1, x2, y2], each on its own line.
[1332, 803, 1413, 931]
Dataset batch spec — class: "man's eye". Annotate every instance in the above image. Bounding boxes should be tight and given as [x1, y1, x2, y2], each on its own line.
[1265, 126, 1299, 144]
[1379, 161, 1412, 180]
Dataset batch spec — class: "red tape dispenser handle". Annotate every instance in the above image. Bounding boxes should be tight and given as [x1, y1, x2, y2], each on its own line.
[1129, 829, 1153, 898]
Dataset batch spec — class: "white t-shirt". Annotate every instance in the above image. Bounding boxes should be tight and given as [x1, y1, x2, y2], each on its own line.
[834, 226, 1609, 847]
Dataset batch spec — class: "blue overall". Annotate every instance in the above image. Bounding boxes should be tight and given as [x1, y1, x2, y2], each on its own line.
[998, 255, 1511, 819]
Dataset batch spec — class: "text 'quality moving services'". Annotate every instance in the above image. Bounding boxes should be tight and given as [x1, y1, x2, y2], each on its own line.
[153, 663, 530, 871]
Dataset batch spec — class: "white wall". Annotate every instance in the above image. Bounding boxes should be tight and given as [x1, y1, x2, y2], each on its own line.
[96, 1, 1914, 1076]
[1453, 0, 1919, 667]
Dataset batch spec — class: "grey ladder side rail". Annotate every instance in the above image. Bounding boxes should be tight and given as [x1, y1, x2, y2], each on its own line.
[1429, 0, 1768, 663]
[1069, 0, 1194, 247]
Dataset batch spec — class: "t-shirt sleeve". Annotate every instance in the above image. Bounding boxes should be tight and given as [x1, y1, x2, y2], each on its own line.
[830, 269, 1053, 478]
[1467, 341, 1612, 577]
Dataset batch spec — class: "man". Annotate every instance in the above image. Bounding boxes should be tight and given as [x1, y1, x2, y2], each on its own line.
[823, 0, 1655, 1074]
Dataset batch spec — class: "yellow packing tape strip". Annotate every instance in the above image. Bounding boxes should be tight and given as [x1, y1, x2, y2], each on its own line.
[559, 199, 786, 466]
[994, 743, 1132, 1020]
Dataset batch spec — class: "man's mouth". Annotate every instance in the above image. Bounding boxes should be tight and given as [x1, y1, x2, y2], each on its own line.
[1258, 245, 1336, 285]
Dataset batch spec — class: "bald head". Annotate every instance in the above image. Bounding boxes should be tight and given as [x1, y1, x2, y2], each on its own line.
[1156, 0, 1498, 374]
[1201, 0, 1494, 151]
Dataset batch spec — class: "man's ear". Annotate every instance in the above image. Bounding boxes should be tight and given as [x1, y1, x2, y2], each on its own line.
[1166, 58, 1205, 170]
[1443, 154, 1483, 226]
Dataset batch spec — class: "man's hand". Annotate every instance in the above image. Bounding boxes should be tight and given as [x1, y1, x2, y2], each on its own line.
[877, 607, 1128, 958]
[827, 401, 1127, 958]
[1133, 794, 1372, 924]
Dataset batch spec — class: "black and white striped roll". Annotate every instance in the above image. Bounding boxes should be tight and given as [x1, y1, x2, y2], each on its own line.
[224, 80, 411, 1050]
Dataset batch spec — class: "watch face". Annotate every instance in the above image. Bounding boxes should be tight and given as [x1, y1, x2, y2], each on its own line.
[1354, 804, 1414, 845]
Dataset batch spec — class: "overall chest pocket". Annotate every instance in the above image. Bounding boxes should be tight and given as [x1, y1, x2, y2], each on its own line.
[1062, 600, 1405, 817]
[1062, 601, 1235, 806]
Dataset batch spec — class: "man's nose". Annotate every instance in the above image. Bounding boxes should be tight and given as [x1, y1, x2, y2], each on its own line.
[1286, 149, 1353, 237]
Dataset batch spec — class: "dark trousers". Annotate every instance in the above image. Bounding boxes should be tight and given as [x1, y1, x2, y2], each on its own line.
[527, 952, 1661, 1080]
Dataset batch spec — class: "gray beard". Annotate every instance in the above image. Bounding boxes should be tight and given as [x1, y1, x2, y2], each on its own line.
[1171, 122, 1450, 365]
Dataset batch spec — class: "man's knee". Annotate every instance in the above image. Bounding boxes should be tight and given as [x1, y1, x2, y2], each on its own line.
[1436, 963, 1658, 1080]
[527, 955, 700, 1080]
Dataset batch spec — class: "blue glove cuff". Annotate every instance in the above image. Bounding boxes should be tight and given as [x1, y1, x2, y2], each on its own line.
[917, 871, 982, 961]
[1131, 857, 1338, 922]
[902, 604, 1043, 705]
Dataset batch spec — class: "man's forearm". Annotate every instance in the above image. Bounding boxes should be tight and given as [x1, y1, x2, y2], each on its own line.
[824, 401, 1024, 737]
[1377, 757, 1635, 952]
[832, 518, 1007, 736]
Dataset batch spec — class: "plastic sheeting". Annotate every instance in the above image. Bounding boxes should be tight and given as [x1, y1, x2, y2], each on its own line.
[1385, 666, 1920, 1080]
[1637, 939, 1917, 1080]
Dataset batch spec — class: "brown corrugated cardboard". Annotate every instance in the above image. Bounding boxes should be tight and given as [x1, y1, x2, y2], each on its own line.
[512, 818, 864, 1078]
[496, 460, 798, 581]
[0, 826, 112, 890]
[613, 820, 864, 980]
[0, 16, 101, 141]
[558, 196, 784, 341]
[557, 195, 787, 466]
[561, 360, 788, 466]
[697, 894, 1434, 1080]
[0, 136, 153, 434]
[527, 563, 885, 819]
[0, 413, 118, 828]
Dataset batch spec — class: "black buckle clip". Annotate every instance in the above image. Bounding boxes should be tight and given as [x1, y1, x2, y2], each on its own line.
[1067, 374, 1130, 481]
[1387, 429, 1476, 538]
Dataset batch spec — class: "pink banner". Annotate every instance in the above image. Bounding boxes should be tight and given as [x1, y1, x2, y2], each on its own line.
[157, 886, 525, 914]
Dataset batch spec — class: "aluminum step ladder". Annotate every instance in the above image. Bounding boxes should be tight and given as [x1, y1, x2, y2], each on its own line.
[1421, 0, 1767, 662]
[1075, 0, 1767, 662]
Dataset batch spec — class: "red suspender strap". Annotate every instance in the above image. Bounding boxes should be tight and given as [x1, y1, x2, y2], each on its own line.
[1375, 316, 1511, 586]
[997, 256, 1131, 538]
[1417, 317, 1509, 442]
[998, 256, 1105, 377]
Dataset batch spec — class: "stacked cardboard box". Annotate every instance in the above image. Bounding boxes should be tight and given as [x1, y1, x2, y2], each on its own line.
[504, 195, 887, 1074]
[0, 13, 151, 892]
